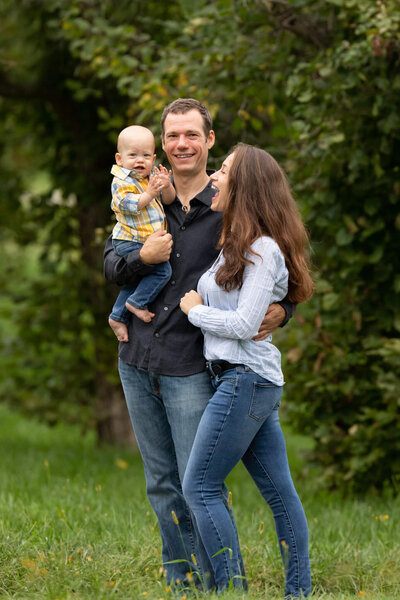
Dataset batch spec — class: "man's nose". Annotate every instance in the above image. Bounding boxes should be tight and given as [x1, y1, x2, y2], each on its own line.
[177, 135, 188, 148]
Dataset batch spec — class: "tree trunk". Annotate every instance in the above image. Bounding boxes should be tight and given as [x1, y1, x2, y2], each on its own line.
[95, 370, 136, 446]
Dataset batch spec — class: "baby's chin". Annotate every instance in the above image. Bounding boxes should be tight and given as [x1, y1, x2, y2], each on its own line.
[132, 166, 149, 176]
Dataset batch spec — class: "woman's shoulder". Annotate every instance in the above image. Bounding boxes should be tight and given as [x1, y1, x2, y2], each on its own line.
[251, 235, 282, 256]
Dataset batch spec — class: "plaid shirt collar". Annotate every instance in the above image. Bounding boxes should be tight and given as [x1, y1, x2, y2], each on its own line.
[111, 164, 146, 182]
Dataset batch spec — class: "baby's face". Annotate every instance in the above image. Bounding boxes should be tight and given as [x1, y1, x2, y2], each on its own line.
[116, 139, 156, 177]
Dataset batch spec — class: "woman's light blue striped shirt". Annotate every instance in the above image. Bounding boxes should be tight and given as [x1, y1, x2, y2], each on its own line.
[188, 236, 288, 386]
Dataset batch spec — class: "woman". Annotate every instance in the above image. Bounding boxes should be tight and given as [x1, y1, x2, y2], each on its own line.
[180, 143, 313, 597]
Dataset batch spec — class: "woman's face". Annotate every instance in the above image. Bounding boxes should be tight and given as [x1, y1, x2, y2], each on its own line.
[210, 152, 235, 212]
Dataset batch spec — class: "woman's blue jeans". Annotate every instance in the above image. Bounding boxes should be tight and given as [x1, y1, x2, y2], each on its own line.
[182, 366, 311, 597]
[118, 360, 245, 591]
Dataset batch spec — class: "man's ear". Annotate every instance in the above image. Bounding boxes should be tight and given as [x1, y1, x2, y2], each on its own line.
[115, 152, 123, 166]
[207, 130, 215, 150]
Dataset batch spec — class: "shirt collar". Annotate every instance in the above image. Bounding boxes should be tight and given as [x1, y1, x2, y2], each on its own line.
[196, 175, 216, 207]
[171, 170, 216, 207]
[111, 164, 146, 181]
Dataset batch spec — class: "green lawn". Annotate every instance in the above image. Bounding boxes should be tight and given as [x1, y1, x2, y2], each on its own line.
[0, 403, 398, 600]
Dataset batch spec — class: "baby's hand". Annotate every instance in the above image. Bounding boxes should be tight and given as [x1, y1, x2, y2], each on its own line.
[153, 165, 172, 189]
[153, 165, 175, 204]
[147, 172, 164, 198]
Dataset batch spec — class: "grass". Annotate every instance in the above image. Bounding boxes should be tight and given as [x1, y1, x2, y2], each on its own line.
[0, 403, 399, 600]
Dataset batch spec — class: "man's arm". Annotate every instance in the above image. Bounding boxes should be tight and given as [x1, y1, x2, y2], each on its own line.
[103, 230, 173, 286]
[278, 298, 296, 327]
[252, 298, 296, 341]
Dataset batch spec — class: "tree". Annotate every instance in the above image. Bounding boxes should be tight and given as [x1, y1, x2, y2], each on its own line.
[1, 0, 399, 491]
[281, 0, 400, 492]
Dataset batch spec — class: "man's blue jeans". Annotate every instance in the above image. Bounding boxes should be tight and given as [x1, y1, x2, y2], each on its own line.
[182, 366, 311, 597]
[110, 240, 172, 324]
[118, 360, 245, 590]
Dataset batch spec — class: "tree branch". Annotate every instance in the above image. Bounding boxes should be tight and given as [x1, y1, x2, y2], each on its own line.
[257, 0, 334, 49]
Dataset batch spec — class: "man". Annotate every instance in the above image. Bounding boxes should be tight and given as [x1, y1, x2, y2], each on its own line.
[103, 99, 294, 589]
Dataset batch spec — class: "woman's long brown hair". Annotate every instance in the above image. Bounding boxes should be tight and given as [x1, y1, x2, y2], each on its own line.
[215, 143, 313, 303]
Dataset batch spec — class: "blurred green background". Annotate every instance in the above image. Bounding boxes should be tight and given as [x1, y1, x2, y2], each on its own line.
[0, 0, 399, 494]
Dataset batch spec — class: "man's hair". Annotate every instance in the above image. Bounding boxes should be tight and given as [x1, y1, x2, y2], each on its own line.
[161, 98, 213, 138]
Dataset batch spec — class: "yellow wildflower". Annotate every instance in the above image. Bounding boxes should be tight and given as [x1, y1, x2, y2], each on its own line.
[20, 558, 37, 570]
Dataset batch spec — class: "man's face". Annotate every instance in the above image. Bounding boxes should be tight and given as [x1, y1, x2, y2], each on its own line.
[162, 109, 215, 177]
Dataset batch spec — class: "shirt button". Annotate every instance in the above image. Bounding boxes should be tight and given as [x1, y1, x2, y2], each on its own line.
[170, 280, 176, 286]
[181, 226, 186, 231]
[163, 306, 168, 311]
[176, 252, 181, 258]
[154, 332, 160, 338]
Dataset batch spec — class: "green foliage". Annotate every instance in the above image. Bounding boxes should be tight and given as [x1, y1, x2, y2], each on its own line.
[0, 0, 399, 490]
[279, 0, 400, 492]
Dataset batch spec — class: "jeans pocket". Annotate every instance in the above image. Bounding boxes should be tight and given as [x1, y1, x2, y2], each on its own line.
[248, 382, 282, 421]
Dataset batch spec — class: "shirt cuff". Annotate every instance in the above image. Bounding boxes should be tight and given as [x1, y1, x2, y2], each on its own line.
[125, 248, 155, 277]
[188, 304, 207, 328]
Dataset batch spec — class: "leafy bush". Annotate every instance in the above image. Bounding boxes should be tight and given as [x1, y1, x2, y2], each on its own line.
[280, 1, 400, 492]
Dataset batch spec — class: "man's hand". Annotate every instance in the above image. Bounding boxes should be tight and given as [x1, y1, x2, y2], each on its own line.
[180, 290, 203, 315]
[139, 230, 173, 265]
[253, 303, 286, 341]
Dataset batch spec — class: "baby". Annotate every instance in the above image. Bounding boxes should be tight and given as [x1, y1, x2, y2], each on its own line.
[108, 125, 175, 342]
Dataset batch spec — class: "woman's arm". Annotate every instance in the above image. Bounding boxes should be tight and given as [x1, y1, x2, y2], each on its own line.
[188, 238, 286, 340]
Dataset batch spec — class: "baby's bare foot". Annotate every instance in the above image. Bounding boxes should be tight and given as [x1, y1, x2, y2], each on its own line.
[125, 303, 155, 323]
[108, 318, 129, 342]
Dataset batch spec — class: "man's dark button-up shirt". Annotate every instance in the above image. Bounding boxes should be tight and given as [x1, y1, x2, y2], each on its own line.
[104, 178, 294, 376]
[104, 179, 224, 376]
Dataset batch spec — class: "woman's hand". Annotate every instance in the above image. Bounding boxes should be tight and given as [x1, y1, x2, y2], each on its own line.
[180, 290, 203, 315]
